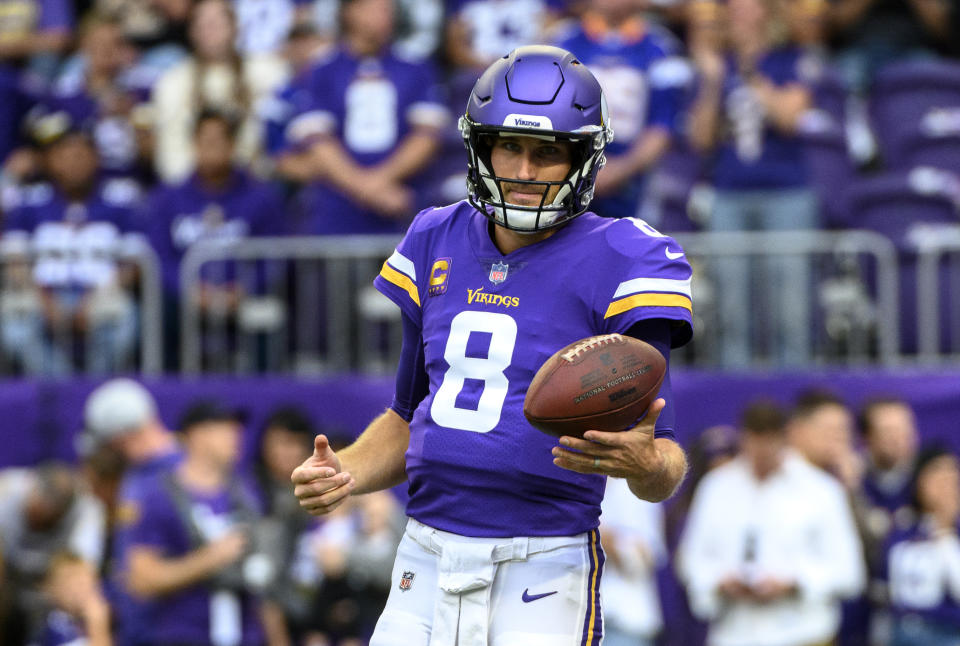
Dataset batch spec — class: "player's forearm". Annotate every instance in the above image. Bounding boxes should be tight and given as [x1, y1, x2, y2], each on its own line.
[375, 130, 440, 183]
[339, 408, 410, 495]
[627, 438, 687, 502]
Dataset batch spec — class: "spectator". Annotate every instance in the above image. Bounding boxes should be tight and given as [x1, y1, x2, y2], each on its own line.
[49, 13, 155, 184]
[121, 400, 279, 646]
[36, 552, 112, 646]
[287, 0, 449, 234]
[141, 109, 285, 370]
[95, 0, 192, 52]
[789, 388, 862, 490]
[253, 407, 323, 642]
[858, 397, 921, 535]
[0, 463, 106, 645]
[1, 110, 140, 375]
[0, 0, 74, 164]
[150, 0, 289, 183]
[80, 378, 183, 646]
[556, 0, 690, 219]
[882, 445, 960, 646]
[599, 477, 667, 646]
[686, 0, 818, 368]
[677, 400, 865, 646]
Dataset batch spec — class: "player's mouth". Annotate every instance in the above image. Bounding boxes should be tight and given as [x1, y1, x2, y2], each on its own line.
[503, 185, 548, 206]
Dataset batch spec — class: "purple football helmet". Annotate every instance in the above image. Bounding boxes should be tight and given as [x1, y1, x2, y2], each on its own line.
[460, 45, 614, 232]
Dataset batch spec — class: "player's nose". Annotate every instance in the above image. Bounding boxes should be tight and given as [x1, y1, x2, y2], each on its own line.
[516, 150, 538, 180]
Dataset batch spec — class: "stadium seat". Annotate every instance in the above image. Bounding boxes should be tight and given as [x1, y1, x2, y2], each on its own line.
[892, 108, 960, 171]
[869, 60, 960, 166]
[801, 127, 858, 228]
[843, 169, 960, 353]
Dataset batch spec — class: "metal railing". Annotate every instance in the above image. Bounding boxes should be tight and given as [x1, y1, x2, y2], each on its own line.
[913, 226, 960, 362]
[178, 229, 902, 374]
[0, 233, 163, 375]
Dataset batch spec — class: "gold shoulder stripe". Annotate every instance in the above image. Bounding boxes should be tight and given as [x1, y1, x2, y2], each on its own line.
[604, 293, 692, 319]
[380, 261, 421, 307]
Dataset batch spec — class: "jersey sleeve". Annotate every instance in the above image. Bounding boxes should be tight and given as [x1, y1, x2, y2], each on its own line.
[372, 208, 433, 326]
[599, 218, 693, 347]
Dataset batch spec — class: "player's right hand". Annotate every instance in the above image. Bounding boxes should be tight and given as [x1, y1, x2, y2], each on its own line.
[291, 434, 356, 516]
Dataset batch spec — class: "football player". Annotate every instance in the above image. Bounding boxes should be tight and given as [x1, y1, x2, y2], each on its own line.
[292, 45, 693, 645]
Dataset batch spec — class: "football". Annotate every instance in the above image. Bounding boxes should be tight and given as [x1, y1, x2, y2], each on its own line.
[523, 334, 666, 439]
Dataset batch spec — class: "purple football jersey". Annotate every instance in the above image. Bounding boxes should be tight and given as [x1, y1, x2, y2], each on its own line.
[374, 201, 692, 537]
[883, 519, 960, 629]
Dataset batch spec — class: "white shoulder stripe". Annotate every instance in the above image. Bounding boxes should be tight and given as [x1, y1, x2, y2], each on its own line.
[387, 250, 417, 281]
[613, 276, 692, 299]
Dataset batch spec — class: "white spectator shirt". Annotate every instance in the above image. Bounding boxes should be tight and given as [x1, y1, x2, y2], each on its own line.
[599, 477, 666, 638]
[677, 451, 865, 646]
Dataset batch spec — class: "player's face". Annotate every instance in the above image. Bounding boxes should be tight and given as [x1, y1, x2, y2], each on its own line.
[489, 135, 573, 208]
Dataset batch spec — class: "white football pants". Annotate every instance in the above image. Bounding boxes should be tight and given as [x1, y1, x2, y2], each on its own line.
[369, 518, 605, 646]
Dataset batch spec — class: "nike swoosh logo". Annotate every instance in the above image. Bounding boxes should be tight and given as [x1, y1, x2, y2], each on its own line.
[665, 248, 684, 260]
[522, 589, 558, 603]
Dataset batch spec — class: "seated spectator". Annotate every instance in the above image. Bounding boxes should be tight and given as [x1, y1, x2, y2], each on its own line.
[121, 401, 281, 646]
[36, 552, 112, 646]
[0, 464, 106, 645]
[1, 111, 141, 375]
[141, 109, 285, 368]
[677, 400, 865, 646]
[150, 0, 289, 183]
[686, 0, 818, 368]
[555, 0, 689, 220]
[48, 13, 155, 184]
[882, 445, 960, 646]
[233, 0, 316, 56]
[286, 0, 449, 234]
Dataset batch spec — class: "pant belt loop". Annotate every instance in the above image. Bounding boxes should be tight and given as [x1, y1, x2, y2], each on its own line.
[511, 536, 529, 561]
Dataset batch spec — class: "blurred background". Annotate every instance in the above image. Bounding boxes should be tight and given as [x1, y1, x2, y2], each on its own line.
[0, 0, 958, 644]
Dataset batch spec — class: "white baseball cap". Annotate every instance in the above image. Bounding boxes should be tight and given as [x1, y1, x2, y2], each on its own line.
[77, 379, 158, 456]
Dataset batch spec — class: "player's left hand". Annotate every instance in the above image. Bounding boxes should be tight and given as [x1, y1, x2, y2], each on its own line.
[552, 398, 667, 478]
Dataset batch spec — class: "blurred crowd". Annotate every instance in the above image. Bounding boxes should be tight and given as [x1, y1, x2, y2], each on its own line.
[0, 0, 957, 375]
[0, 380, 958, 646]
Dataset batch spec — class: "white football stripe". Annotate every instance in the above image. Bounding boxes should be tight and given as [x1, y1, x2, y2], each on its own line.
[613, 276, 692, 299]
[387, 250, 417, 281]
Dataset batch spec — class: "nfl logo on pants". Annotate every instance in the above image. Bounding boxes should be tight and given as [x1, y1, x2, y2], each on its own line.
[399, 570, 415, 591]
[489, 262, 508, 284]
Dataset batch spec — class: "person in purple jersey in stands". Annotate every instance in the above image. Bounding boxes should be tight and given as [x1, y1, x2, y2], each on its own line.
[141, 109, 284, 370]
[292, 45, 692, 645]
[555, 0, 689, 220]
[881, 445, 960, 646]
[79, 379, 184, 646]
[1, 109, 141, 375]
[284, 0, 449, 234]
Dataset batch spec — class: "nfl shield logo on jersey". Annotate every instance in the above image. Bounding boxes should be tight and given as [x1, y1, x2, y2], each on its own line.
[399, 570, 415, 591]
[489, 262, 509, 284]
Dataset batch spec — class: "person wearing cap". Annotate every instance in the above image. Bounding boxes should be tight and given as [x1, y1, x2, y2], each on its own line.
[0, 109, 141, 375]
[120, 400, 281, 646]
[82, 378, 182, 646]
[881, 445, 960, 646]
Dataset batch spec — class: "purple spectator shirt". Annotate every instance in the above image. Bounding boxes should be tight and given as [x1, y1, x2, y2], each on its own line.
[713, 46, 812, 190]
[141, 170, 285, 294]
[285, 46, 449, 235]
[120, 469, 264, 645]
[374, 202, 693, 537]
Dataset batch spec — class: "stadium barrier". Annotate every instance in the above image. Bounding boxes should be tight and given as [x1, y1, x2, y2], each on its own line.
[914, 228, 960, 361]
[178, 229, 901, 373]
[0, 233, 163, 375]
